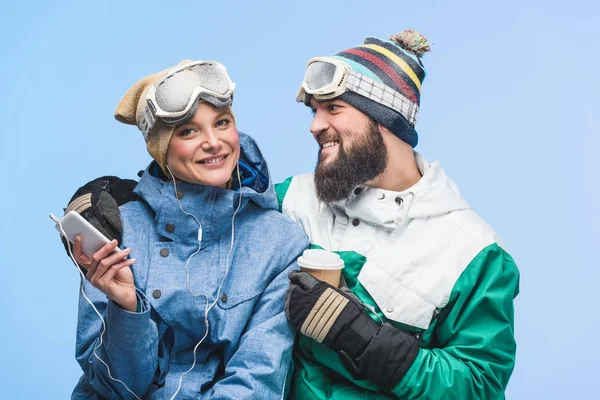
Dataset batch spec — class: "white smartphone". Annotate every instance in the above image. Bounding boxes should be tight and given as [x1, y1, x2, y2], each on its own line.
[53, 211, 116, 257]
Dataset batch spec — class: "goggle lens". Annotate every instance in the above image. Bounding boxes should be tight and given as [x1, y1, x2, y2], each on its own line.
[154, 63, 232, 113]
[304, 61, 338, 91]
[188, 64, 232, 96]
[155, 71, 202, 113]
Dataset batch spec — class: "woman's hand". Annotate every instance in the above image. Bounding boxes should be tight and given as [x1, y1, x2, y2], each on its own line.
[73, 236, 137, 312]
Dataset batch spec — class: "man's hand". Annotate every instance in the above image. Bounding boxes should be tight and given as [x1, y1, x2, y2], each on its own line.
[62, 176, 138, 257]
[285, 270, 420, 390]
[285, 270, 366, 346]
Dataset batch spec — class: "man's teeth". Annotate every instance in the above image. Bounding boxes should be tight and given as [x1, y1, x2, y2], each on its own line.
[202, 156, 225, 164]
[322, 141, 338, 149]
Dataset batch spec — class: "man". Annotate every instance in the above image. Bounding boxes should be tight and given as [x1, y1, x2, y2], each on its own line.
[279, 30, 519, 399]
[63, 29, 518, 399]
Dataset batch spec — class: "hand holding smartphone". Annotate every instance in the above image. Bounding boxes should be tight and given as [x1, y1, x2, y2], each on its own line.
[52, 211, 117, 257]
[51, 211, 137, 311]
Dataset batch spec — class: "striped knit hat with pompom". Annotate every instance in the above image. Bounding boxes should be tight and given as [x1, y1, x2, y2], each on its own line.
[333, 29, 430, 147]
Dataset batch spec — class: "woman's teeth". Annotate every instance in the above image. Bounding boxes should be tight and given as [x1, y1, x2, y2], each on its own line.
[201, 156, 225, 164]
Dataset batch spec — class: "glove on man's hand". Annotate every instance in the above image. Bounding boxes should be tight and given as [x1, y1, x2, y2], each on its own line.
[63, 176, 138, 254]
[285, 270, 420, 390]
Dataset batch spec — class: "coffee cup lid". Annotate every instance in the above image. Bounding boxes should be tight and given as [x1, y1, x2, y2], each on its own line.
[297, 249, 344, 270]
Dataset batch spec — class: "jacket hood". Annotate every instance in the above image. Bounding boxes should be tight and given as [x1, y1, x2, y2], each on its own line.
[235, 132, 278, 211]
[403, 153, 471, 220]
[133, 132, 278, 245]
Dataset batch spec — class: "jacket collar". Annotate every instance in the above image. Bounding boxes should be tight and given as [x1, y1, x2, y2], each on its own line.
[133, 132, 278, 246]
[329, 153, 471, 231]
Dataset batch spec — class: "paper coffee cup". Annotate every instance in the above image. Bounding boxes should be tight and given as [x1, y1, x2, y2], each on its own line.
[297, 249, 345, 287]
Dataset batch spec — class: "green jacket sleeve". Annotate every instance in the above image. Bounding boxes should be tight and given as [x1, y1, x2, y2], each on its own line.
[390, 243, 520, 399]
[274, 176, 293, 212]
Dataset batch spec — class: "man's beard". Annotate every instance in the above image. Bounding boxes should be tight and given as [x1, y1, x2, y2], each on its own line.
[314, 120, 388, 203]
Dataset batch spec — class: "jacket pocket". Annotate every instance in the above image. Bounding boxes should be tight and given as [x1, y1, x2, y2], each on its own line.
[216, 290, 261, 310]
[215, 268, 263, 310]
[214, 242, 268, 311]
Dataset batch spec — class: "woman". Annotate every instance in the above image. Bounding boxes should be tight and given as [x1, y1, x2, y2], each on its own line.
[68, 60, 309, 399]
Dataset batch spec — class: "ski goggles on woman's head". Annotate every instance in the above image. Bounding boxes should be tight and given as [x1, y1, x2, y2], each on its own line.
[296, 56, 419, 126]
[139, 60, 235, 137]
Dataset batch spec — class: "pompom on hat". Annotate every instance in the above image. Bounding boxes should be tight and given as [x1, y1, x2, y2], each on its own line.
[330, 29, 430, 147]
[114, 60, 235, 176]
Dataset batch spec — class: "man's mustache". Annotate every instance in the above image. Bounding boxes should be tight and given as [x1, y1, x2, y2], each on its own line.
[315, 130, 341, 145]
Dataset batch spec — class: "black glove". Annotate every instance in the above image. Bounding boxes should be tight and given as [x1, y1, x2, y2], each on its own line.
[285, 271, 420, 390]
[63, 176, 138, 255]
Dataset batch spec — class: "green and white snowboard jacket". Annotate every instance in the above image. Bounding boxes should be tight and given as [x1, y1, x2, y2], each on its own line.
[275, 154, 520, 399]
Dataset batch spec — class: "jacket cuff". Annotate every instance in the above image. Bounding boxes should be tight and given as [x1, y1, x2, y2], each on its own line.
[105, 289, 151, 339]
[354, 323, 420, 390]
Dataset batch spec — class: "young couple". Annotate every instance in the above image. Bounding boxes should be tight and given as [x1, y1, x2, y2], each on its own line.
[63, 29, 519, 399]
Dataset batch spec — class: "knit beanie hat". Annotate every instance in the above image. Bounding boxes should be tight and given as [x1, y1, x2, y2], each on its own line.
[332, 30, 430, 147]
[114, 60, 234, 176]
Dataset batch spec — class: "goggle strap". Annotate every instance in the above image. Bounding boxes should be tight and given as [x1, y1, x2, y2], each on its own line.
[347, 71, 418, 126]
[139, 100, 157, 141]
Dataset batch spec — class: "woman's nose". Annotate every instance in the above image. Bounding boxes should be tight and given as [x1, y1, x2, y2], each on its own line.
[201, 130, 222, 151]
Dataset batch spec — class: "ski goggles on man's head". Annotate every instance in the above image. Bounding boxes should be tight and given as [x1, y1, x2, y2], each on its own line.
[296, 56, 419, 126]
[139, 60, 235, 138]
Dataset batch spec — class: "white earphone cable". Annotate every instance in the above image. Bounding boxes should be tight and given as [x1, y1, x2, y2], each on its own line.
[167, 163, 243, 400]
[165, 166, 204, 298]
[52, 217, 142, 400]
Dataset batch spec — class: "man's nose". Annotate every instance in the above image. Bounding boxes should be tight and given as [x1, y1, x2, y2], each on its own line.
[310, 110, 331, 138]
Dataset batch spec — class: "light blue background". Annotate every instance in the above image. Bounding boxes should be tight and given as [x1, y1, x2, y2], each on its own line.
[1, 1, 597, 398]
